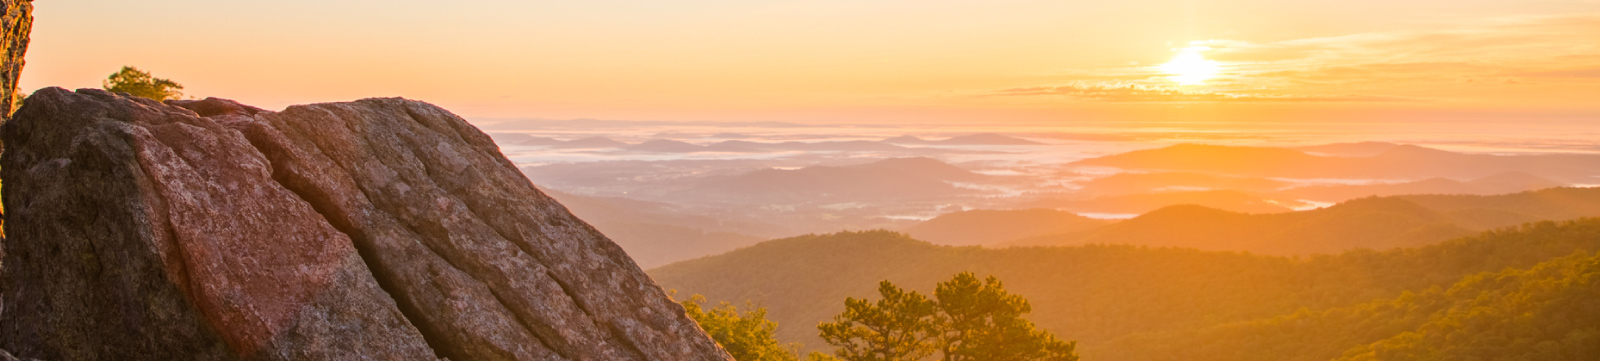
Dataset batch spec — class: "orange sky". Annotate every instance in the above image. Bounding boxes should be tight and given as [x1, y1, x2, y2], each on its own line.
[18, 1, 1600, 124]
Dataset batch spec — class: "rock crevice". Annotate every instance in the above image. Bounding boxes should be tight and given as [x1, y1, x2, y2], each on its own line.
[0, 89, 731, 361]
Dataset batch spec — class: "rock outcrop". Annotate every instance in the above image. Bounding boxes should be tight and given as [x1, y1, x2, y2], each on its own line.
[0, 88, 732, 361]
[0, 0, 28, 117]
[0, 349, 39, 361]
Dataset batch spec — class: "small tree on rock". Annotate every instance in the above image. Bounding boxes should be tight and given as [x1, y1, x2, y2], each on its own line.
[103, 66, 184, 101]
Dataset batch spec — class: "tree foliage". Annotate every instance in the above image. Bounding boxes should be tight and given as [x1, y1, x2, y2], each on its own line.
[682, 294, 843, 361]
[103, 66, 184, 101]
[683, 295, 805, 361]
[933, 273, 1077, 361]
[818, 273, 1078, 361]
[1098, 250, 1600, 361]
[818, 281, 941, 361]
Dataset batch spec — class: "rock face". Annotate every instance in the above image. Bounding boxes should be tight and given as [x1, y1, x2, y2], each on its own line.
[0, 88, 732, 361]
[0, 0, 28, 117]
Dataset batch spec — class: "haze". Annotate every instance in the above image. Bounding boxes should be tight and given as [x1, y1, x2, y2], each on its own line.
[22, 0, 1600, 125]
[7, 1, 1600, 360]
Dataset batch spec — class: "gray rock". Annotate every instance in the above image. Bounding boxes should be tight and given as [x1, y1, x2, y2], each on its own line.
[0, 88, 731, 361]
[1, 348, 41, 361]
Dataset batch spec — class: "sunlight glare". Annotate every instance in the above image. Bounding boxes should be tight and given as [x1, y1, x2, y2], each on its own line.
[1160, 46, 1220, 85]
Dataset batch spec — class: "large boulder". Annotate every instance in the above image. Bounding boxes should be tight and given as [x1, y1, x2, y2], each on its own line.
[0, 88, 732, 361]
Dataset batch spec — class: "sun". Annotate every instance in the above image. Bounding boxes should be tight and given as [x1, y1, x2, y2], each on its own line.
[1160, 46, 1220, 85]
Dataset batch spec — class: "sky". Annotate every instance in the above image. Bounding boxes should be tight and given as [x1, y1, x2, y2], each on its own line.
[18, 0, 1600, 125]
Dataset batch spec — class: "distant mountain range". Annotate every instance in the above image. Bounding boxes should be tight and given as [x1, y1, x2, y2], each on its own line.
[1278, 171, 1566, 201]
[1072, 143, 1600, 183]
[901, 209, 1110, 246]
[881, 133, 1045, 145]
[516, 141, 1600, 271]
[1015, 170, 1568, 216]
[1005, 187, 1600, 254]
[539, 189, 783, 268]
[1069, 172, 1291, 196]
[1292, 141, 1404, 157]
[651, 219, 1600, 359]
[1020, 189, 1305, 215]
[489, 132, 1043, 153]
[489, 133, 630, 148]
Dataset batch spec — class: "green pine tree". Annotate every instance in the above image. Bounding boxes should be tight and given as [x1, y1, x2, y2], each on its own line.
[934, 272, 1077, 361]
[817, 273, 1078, 361]
[818, 281, 942, 361]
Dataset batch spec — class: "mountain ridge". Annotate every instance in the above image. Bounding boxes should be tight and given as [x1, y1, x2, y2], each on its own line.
[652, 218, 1600, 359]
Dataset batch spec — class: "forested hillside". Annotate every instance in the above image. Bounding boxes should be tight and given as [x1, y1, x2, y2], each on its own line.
[651, 219, 1600, 359]
[1098, 250, 1600, 361]
[1004, 187, 1600, 254]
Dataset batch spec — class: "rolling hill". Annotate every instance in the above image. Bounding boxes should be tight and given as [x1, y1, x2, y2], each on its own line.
[881, 133, 1044, 145]
[1293, 141, 1402, 157]
[540, 189, 783, 268]
[1009, 187, 1600, 254]
[1020, 189, 1302, 215]
[650, 219, 1600, 359]
[1395, 186, 1600, 226]
[1070, 172, 1290, 196]
[1278, 172, 1564, 202]
[900, 209, 1110, 246]
[1006, 197, 1473, 253]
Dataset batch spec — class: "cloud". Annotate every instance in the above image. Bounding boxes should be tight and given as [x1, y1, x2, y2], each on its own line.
[993, 14, 1600, 105]
[1523, 67, 1600, 78]
[1196, 14, 1600, 86]
[994, 83, 1413, 103]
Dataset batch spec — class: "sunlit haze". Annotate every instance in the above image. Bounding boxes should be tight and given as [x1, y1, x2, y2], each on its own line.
[1160, 46, 1220, 85]
[7, 1, 1600, 359]
[19, 0, 1600, 125]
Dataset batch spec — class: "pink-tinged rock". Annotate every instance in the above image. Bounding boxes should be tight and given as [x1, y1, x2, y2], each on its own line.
[0, 88, 732, 361]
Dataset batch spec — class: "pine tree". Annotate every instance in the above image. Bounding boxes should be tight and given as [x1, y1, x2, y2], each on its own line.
[817, 274, 1078, 361]
[934, 272, 1077, 361]
[818, 281, 942, 361]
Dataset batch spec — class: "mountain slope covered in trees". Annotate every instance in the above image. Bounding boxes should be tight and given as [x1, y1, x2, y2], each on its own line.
[651, 219, 1600, 359]
[1097, 250, 1600, 361]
